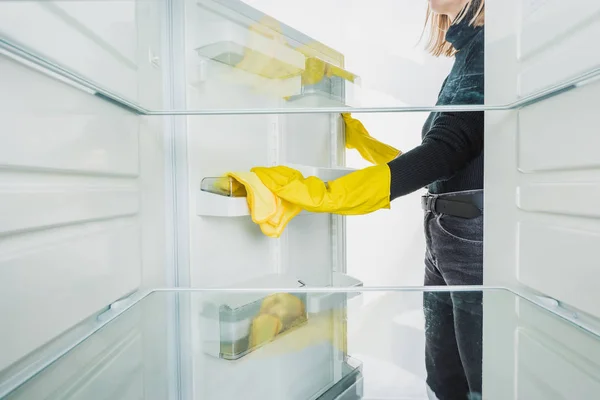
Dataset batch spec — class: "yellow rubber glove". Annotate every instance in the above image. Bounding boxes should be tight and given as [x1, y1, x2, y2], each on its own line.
[251, 164, 391, 215]
[342, 113, 401, 165]
[224, 172, 302, 238]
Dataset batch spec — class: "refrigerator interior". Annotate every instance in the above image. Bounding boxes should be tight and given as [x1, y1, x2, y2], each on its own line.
[1, 0, 600, 399]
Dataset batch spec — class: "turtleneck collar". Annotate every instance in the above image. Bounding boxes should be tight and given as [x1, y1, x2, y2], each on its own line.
[445, 9, 483, 51]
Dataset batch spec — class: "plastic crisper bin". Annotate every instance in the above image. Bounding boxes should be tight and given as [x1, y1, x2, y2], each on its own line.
[200, 285, 309, 360]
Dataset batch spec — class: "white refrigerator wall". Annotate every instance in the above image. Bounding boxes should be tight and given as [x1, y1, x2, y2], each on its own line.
[484, 0, 600, 320]
[0, 0, 169, 393]
[484, 0, 600, 398]
[185, 0, 348, 288]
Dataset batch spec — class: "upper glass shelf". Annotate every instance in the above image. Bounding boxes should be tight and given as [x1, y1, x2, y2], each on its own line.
[2, 287, 599, 400]
[1, 0, 598, 115]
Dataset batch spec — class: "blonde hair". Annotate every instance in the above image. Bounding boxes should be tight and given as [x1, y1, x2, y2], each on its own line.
[422, 0, 485, 57]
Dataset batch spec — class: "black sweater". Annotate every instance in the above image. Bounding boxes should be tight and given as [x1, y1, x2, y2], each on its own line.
[388, 19, 484, 199]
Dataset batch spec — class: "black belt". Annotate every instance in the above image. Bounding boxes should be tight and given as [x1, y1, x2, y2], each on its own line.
[421, 192, 483, 219]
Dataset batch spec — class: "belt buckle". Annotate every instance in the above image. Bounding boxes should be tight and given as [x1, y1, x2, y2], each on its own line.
[424, 194, 437, 212]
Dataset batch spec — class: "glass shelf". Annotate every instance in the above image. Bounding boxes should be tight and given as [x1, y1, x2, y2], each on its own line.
[1, 0, 599, 116]
[2, 287, 599, 399]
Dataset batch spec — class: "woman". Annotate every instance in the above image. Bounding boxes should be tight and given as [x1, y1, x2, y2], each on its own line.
[415, 2, 485, 399]
[249, 1, 485, 398]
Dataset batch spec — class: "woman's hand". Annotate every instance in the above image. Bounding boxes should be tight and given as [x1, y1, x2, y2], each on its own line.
[342, 113, 402, 165]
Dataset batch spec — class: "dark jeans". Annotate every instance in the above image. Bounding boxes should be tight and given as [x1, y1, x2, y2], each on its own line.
[423, 190, 483, 400]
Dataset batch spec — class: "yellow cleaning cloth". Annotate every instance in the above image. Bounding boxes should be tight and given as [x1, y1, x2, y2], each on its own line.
[223, 172, 302, 238]
[342, 113, 402, 165]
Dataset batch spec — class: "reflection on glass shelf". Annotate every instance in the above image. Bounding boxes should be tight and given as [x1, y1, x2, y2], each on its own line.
[1, 0, 599, 115]
[2, 287, 600, 400]
[200, 275, 310, 360]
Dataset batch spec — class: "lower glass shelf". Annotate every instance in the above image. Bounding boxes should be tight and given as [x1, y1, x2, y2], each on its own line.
[2, 287, 600, 400]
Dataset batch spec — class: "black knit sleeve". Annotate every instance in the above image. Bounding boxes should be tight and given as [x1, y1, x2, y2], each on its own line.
[387, 30, 485, 201]
[387, 110, 484, 200]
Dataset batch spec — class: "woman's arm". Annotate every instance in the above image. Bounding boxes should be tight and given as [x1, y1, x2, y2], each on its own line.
[388, 27, 485, 200]
[387, 110, 484, 200]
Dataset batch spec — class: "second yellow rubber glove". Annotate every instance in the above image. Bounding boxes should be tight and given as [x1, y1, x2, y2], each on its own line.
[251, 164, 391, 215]
[342, 113, 401, 165]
